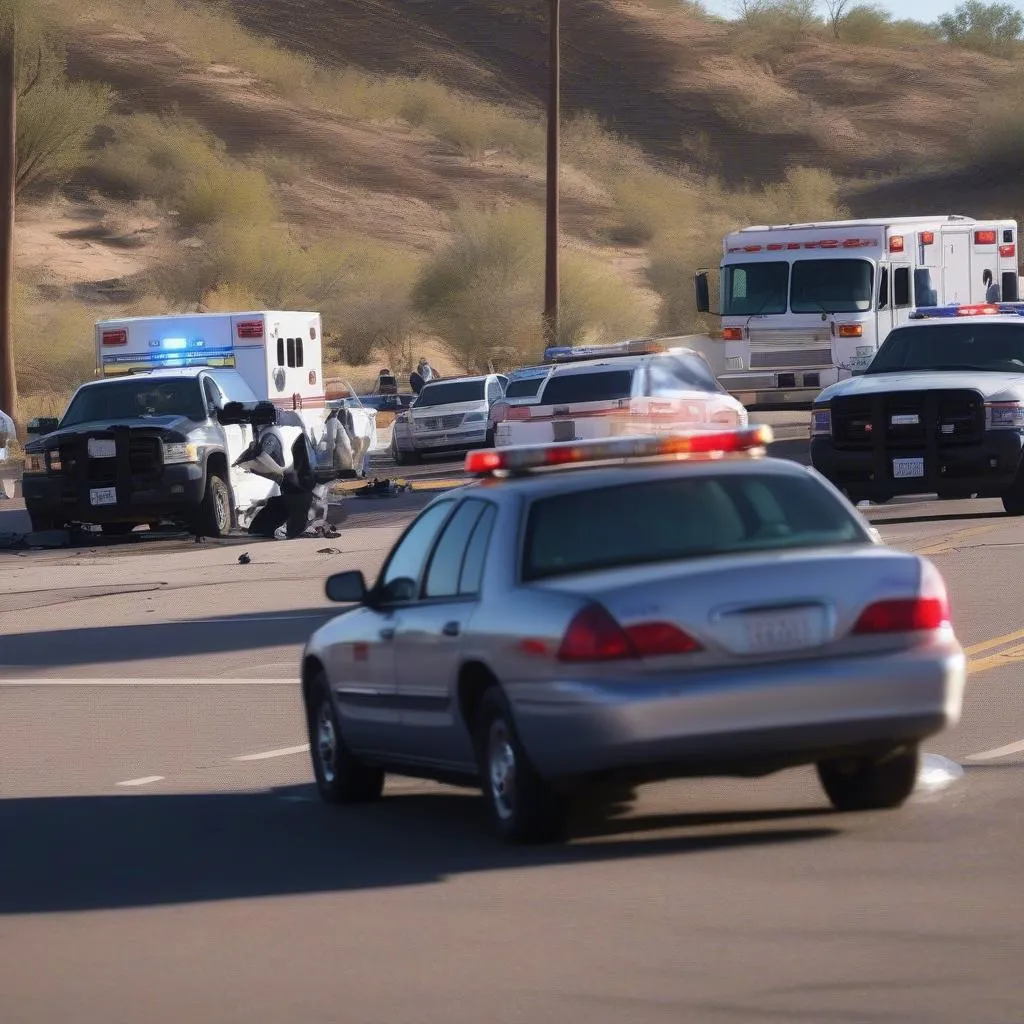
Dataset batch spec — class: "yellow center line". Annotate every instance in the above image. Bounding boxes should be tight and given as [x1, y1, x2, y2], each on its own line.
[964, 628, 1024, 657]
[968, 641, 1024, 676]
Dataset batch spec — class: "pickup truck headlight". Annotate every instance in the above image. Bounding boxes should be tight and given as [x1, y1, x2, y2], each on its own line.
[811, 407, 832, 436]
[985, 402, 1024, 430]
[24, 453, 44, 473]
[162, 441, 200, 464]
[463, 412, 487, 423]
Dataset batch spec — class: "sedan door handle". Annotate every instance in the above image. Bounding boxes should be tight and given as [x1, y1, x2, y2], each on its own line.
[441, 621, 461, 637]
[379, 627, 396, 641]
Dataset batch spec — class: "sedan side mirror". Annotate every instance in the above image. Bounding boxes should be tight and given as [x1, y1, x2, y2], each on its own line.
[325, 570, 369, 604]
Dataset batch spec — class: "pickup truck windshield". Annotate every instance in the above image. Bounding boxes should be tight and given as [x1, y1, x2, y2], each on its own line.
[61, 378, 206, 426]
[540, 369, 634, 405]
[791, 259, 873, 314]
[523, 473, 865, 581]
[865, 323, 1024, 375]
[415, 381, 486, 407]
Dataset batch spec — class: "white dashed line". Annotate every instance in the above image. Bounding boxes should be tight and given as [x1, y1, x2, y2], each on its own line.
[234, 744, 310, 762]
[0, 678, 296, 687]
[965, 738, 1024, 762]
[116, 776, 165, 787]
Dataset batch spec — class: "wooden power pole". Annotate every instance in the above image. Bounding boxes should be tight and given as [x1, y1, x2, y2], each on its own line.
[543, 0, 560, 353]
[0, 23, 17, 422]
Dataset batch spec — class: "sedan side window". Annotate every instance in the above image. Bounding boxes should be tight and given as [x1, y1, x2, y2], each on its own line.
[459, 504, 497, 596]
[423, 500, 489, 599]
[377, 501, 455, 602]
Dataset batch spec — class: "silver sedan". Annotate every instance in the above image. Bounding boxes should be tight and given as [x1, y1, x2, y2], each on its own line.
[300, 427, 966, 843]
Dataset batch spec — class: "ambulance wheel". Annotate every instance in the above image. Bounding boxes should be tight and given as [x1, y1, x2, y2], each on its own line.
[194, 470, 233, 538]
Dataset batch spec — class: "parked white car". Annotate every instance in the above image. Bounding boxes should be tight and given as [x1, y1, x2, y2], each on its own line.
[392, 374, 507, 464]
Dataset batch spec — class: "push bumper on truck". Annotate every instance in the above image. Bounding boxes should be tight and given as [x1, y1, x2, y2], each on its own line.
[810, 391, 1024, 502]
[719, 369, 835, 411]
[22, 428, 212, 529]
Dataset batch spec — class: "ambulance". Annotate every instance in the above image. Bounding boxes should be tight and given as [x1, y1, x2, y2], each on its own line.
[694, 215, 1021, 408]
[21, 311, 377, 537]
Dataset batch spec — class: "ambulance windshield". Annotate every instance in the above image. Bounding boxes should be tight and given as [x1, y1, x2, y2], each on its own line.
[791, 259, 874, 314]
[62, 378, 206, 426]
[721, 262, 788, 316]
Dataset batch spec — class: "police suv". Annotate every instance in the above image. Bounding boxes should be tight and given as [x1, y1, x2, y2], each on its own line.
[810, 303, 1024, 513]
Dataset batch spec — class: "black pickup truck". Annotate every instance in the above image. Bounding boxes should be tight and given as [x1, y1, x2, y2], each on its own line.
[21, 368, 261, 537]
[810, 310, 1024, 514]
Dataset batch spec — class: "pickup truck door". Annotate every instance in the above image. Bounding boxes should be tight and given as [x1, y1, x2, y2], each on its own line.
[202, 376, 272, 509]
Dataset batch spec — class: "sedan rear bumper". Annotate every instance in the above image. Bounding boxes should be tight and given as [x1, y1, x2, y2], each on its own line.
[508, 640, 965, 783]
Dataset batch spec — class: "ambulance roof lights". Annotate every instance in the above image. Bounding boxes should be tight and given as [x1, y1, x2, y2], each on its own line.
[543, 338, 666, 363]
[464, 425, 774, 477]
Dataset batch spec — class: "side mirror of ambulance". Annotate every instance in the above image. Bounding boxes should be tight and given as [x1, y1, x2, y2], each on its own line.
[325, 570, 369, 604]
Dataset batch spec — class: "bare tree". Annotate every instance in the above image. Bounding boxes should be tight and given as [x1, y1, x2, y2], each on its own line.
[823, 0, 853, 37]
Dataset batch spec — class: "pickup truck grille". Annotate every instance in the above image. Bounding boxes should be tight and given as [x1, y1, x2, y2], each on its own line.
[58, 434, 163, 482]
[831, 390, 984, 450]
[416, 414, 464, 431]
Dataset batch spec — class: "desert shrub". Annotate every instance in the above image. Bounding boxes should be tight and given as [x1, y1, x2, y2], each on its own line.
[938, 1, 1023, 59]
[91, 113, 278, 229]
[610, 170, 701, 245]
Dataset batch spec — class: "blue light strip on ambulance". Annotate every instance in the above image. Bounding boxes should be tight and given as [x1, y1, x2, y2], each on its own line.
[100, 346, 237, 374]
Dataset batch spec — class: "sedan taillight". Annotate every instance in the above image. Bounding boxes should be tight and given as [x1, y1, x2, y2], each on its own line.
[852, 596, 950, 634]
[557, 603, 703, 661]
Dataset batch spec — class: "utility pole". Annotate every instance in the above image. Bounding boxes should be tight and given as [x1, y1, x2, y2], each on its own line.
[0, 20, 17, 422]
[543, 0, 560, 353]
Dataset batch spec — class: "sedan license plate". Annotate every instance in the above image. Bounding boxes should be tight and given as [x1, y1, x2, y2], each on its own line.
[87, 438, 116, 458]
[741, 607, 824, 654]
[892, 457, 924, 479]
[89, 486, 117, 506]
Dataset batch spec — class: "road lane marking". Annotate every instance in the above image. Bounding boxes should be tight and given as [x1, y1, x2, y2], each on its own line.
[234, 744, 310, 762]
[116, 776, 164, 787]
[967, 641, 1024, 676]
[911, 524, 1004, 555]
[0, 678, 297, 686]
[965, 739, 1024, 761]
[964, 628, 1024, 657]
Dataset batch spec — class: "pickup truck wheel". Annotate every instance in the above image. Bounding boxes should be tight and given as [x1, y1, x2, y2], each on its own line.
[305, 673, 384, 803]
[474, 687, 568, 844]
[1001, 471, 1024, 515]
[391, 434, 409, 466]
[817, 744, 919, 812]
[194, 471, 233, 537]
[27, 510, 63, 533]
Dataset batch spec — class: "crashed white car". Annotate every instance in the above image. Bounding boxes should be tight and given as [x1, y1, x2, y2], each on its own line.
[324, 386, 378, 476]
[0, 407, 13, 462]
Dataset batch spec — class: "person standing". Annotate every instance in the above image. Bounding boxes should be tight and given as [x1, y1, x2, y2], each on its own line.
[983, 269, 1001, 304]
[410, 358, 433, 394]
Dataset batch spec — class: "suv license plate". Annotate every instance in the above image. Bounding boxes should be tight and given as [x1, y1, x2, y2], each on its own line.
[892, 457, 924, 479]
[89, 487, 117, 506]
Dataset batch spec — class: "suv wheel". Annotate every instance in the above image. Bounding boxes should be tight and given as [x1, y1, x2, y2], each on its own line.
[474, 687, 568, 844]
[305, 672, 384, 803]
[817, 744, 919, 812]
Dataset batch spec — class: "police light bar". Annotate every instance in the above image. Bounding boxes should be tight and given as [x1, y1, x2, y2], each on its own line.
[544, 338, 666, 364]
[909, 303, 1024, 319]
[465, 425, 774, 477]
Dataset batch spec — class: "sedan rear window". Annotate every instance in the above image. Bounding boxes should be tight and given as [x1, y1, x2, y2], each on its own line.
[540, 369, 634, 405]
[505, 377, 544, 399]
[522, 472, 866, 581]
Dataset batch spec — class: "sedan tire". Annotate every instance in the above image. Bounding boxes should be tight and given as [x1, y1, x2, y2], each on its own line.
[306, 672, 385, 804]
[474, 687, 568, 844]
[817, 744, 919, 812]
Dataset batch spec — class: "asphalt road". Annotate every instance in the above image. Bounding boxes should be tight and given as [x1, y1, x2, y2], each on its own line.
[1, 424, 1022, 1023]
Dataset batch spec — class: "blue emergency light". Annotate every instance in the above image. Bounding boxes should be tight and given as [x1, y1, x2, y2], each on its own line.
[909, 303, 1024, 320]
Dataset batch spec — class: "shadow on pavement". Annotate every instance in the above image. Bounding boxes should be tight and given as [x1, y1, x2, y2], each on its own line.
[0, 609, 335, 668]
[0, 785, 838, 914]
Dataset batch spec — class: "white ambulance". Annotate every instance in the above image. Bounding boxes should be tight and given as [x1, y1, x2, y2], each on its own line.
[695, 215, 1021, 408]
[21, 311, 376, 536]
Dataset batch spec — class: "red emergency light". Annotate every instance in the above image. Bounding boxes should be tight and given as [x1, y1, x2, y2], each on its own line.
[999, 243, 1016, 258]
[919, 231, 934, 245]
[236, 319, 264, 339]
[889, 236, 904, 253]
[974, 230, 998, 245]
[101, 329, 127, 346]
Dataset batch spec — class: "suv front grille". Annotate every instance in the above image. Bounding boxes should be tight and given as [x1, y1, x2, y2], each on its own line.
[831, 390, 984, 450]
[58, 434, 163, 482]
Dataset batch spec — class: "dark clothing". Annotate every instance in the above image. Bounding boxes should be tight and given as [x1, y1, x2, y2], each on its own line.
[410, 370, 425, 394]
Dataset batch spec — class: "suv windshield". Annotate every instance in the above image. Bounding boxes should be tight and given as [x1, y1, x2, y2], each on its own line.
[866, 322, 1024, 374]
[415, 380, 486, 407]
[61, 378, 205, 426]
[540, 369, 634, 405]
[721, 262, 788, 316]
[523, 472, 865, 581]
[791, 259, 874, 314]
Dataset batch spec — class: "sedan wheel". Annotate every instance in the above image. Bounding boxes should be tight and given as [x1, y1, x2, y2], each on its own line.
[817, 744, 919, 812]
[475, 688, 567, 844]
[305, 672, 385, 804]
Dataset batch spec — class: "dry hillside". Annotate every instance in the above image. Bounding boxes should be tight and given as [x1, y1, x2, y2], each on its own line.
[11, 0, 1024, 415]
